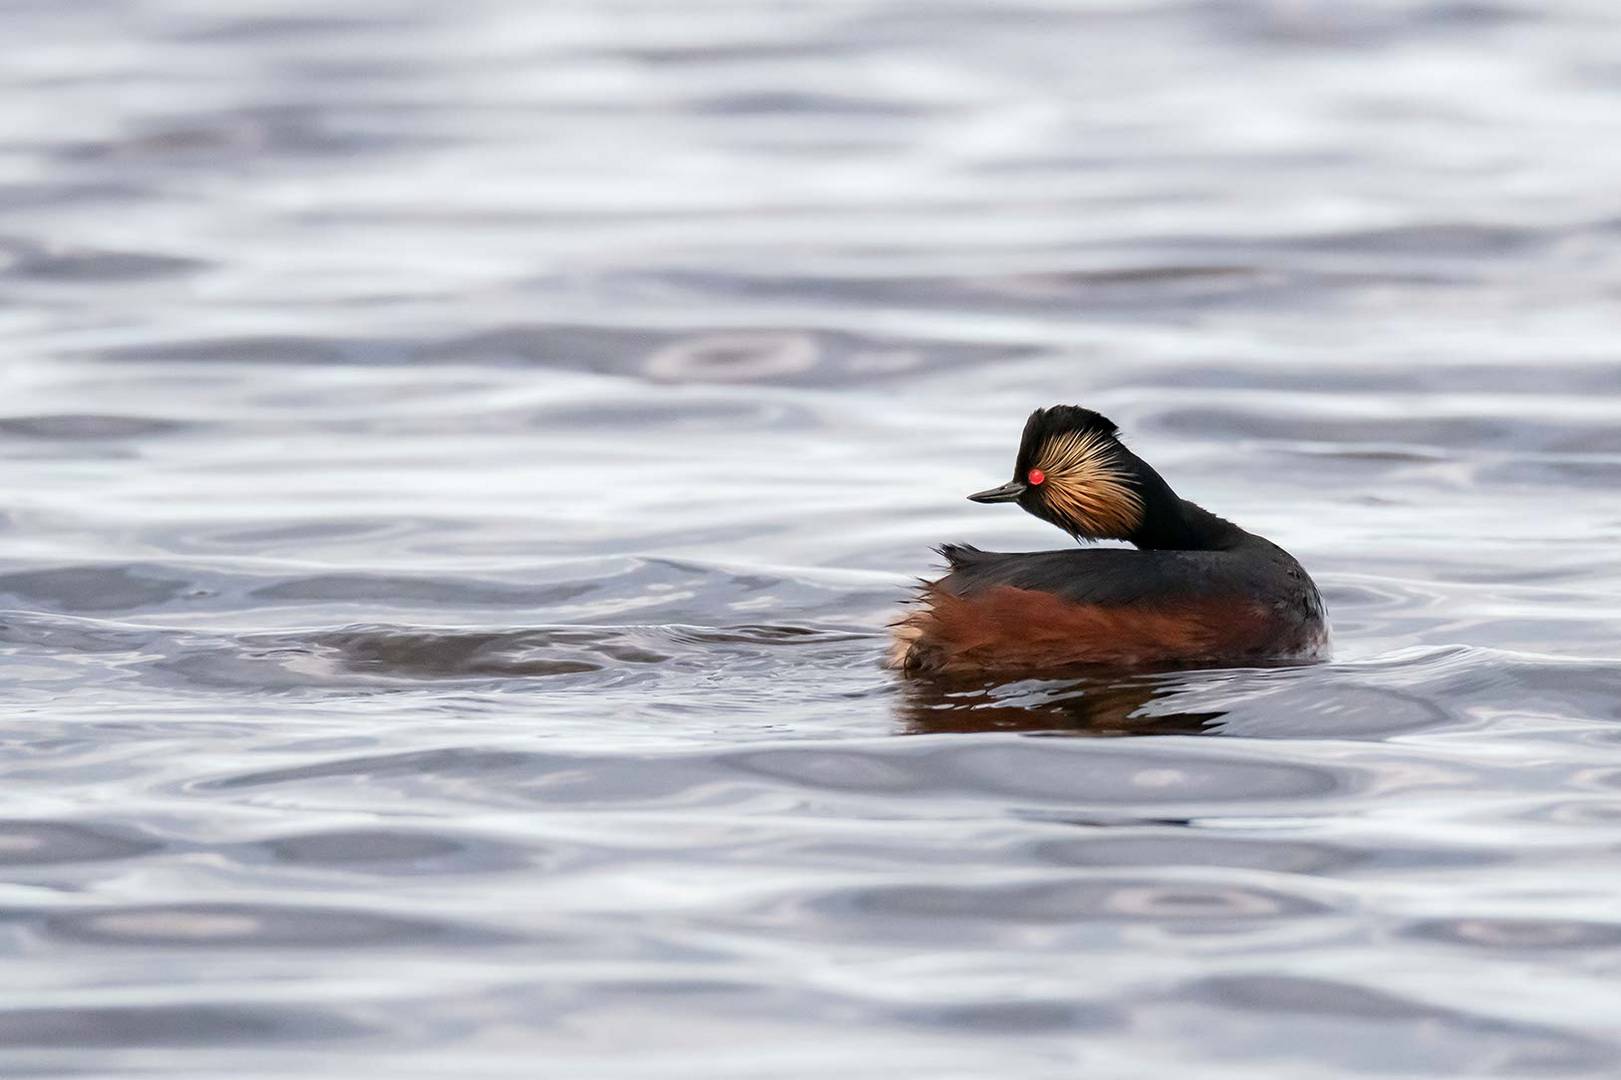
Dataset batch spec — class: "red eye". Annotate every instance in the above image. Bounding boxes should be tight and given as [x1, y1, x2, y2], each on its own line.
[1027, 468, 1045, 486]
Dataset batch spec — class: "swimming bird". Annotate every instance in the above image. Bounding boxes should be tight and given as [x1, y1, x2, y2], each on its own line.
[889, 405, 1328, 675]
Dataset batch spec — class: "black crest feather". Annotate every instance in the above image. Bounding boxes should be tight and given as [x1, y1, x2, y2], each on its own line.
[1014, 406, 1121, 475]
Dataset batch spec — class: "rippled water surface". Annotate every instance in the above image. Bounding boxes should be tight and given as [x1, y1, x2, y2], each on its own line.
[5, 1, 1621, 1076]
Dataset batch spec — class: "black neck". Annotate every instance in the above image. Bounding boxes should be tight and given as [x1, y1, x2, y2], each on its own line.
[1125, 464, 1248, 551]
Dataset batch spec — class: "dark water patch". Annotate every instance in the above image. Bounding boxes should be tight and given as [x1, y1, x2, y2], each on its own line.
[0, 1003, 361, 1047]
[693, 91, 931, 118]
[965, 264, 1282, 305]
[98, 335, 380, 366]
[173, 12, 425, 42]
[0, 564, 192, 613]
[1036, 833, 1359, 875]
[814, 875, 1334, 926]
[251, 573, 597, 608]
[1182, 974, 1614, 1075]
[265, 829, 461, 864]
[3, 245, 206, 282]
[251, 827, 530, 876]
[523, 395, 796, 433]
[0, 414, 188, 440]
[857, 0, 1526, 44]
[0, 821, 162, 866]
[57, 104, 424, 165]
[623, 40, 849, 65]
[1407, 916, 1621, 951]
[1060, 264, 1262, 285]
[1096, 219, 1566, 265]
[1197, 1, 1526, 48]
[1037, 831, 1502, 875]
[417, 324, 664, 373]
[44, 902, 488, 948]
[886, 998, 1122, 1033]
[1478, 457, 1621, 488]
[1288, 221, 1545, 257]
[146, 624, 673, 692]
[1193, 974, 1485, 1020]
[0, 179, 154, 210]
[266, 625, 610, 680]
[837, 0, 1179, 49]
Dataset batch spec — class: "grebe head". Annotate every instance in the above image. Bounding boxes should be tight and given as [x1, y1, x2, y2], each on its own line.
[967, 405, 1151, 542]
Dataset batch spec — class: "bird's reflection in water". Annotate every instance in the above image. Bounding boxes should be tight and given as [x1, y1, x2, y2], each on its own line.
[896, 669, 1228, 736]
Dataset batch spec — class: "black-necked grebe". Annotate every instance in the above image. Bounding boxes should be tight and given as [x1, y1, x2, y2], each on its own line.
[890, 405, 1328, 675]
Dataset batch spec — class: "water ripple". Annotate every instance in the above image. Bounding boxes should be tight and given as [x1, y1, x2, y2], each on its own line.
[7, 0, 1621, 1074]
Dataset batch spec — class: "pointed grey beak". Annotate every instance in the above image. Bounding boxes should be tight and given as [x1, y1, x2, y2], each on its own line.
[967, 480, 1026, 504]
